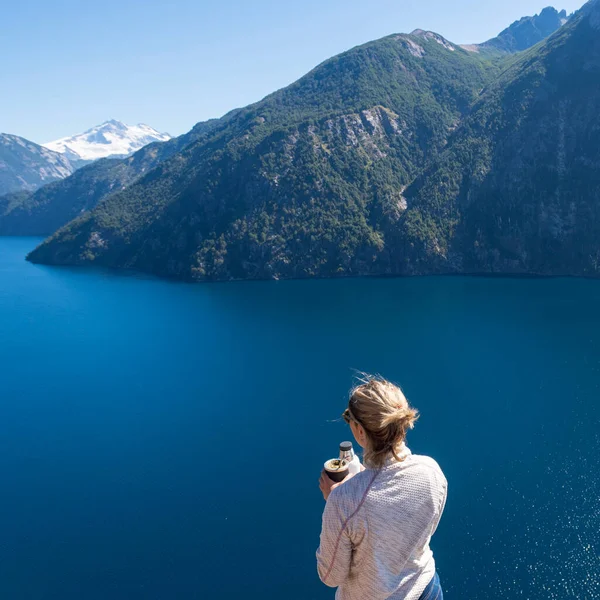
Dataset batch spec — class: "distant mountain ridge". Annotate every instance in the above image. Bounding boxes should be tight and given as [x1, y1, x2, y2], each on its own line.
[477, 6, 570, 54]
[0, 119, 221, 235]
[0, 134, 76, 195]
[0, 120, 172, 202]
[44, 120, 171, 161]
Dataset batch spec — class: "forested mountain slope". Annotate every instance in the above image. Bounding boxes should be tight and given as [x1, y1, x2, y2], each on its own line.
[400, 0, 600, 277]
[29, 4, 596, 282]
[27, 32, 496, 278]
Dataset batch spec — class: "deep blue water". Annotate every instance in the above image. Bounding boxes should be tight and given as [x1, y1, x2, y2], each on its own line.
[1, 237, 599, 600]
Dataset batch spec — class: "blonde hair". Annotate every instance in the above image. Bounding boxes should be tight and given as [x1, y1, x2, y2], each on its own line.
[344, 375, 419, 468]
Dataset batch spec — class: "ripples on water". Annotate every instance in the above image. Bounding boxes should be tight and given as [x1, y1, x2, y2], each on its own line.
[1, 238, 600, 599]
[453, 435, 600, 598]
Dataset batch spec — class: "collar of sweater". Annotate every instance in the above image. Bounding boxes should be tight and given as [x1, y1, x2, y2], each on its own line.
[365, 444, 412, 471]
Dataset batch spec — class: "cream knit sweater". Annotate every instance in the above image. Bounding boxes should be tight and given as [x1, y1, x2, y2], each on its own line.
[316, 446, 447, 600]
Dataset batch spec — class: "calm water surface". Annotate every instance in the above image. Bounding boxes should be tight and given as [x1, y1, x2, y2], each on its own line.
[1, 237, 599, 599]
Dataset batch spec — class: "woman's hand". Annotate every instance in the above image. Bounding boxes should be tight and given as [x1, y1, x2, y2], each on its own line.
[319, 470, 356, 501]
[319, 470, 340, 501]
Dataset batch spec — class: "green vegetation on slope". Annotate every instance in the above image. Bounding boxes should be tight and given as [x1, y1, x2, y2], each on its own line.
[28, 3, 593, 282]
[399, 0, 600, 277]
[28, 32, 497, 279]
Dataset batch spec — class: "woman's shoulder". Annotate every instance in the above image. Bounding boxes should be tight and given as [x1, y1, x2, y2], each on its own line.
[409, 453, 444, 472]
[407, 453, 448, 489]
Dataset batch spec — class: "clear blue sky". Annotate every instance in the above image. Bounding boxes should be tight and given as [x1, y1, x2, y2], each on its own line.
[1, 0, 586, 143]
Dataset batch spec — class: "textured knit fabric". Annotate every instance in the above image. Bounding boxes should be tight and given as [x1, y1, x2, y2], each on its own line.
[418, 572, 443, 600]
[316, 446, 447, 600]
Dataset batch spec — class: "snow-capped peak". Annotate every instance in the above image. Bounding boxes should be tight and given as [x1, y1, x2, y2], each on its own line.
[43, 120, 171, 161]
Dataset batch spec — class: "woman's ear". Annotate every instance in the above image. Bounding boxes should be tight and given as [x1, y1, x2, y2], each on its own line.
[357, 424, 367, 446]
[351, 420, 368, 448]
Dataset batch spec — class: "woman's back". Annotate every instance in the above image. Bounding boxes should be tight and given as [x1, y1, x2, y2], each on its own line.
[317, 446, 447, 600]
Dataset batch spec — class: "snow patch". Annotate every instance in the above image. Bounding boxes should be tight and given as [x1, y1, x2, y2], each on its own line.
[44, 120, 171, 161]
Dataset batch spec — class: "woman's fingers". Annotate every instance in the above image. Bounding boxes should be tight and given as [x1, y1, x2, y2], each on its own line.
[319, 470, 333, 500]
[319, 472, 327, 490]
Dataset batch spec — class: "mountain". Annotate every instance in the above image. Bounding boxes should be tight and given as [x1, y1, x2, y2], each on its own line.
[3, 28, 503, 240]
[0, 119, 221, 236]
[478, 6, 570, 54]
[44, 120, 171, 161]
[28, 5, 593, 281]
[0, 134, 76, 195]
[0, 119, 170, 202]
[391, 0, 600, 278]
[25, 32, 498, 278]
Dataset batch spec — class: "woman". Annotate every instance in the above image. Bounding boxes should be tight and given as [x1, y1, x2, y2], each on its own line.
[317, 376, 447, 600]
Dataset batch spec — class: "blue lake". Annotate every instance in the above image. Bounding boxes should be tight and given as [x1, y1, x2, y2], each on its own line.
[1, 237, 599, 599]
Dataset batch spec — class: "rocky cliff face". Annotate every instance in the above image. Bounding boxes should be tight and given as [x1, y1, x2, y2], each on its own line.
[0, 134, 76, 195]
[478, 6, 570, 54]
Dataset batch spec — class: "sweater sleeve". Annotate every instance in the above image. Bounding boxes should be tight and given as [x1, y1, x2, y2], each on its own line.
[316, 488, 353, 588]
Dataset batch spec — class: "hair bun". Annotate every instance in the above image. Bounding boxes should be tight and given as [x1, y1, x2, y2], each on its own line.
[399, 405, 419, 430]
[381, 405, 419, 429]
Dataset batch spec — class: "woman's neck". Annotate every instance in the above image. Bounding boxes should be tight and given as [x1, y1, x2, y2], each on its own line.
[364, 442, 411, 469]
